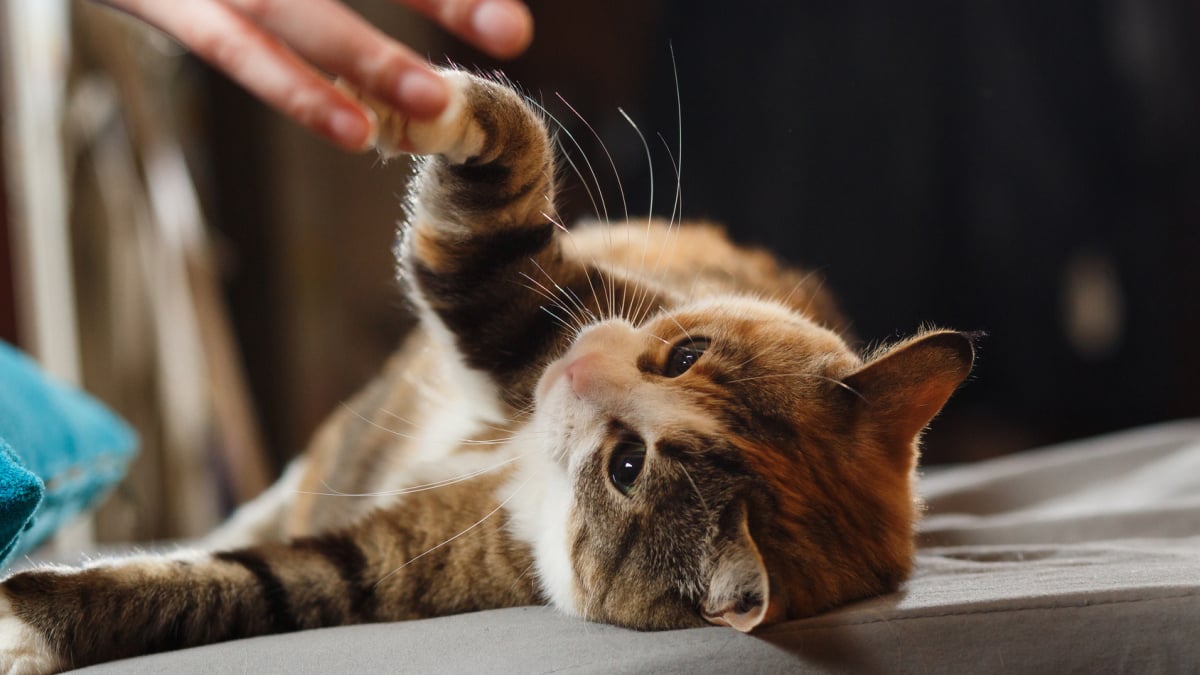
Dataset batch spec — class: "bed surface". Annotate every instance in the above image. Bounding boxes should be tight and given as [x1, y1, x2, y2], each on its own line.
[76, 420, 1200, 673]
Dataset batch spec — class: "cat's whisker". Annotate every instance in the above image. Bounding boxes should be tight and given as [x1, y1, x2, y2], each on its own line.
[529, 258, 597, 325]
[526, 95, 608, 225]
[556, 91, 634, 321]
[541, 208, 568, 233]
[302, 454, 529, 499]
[674, 459, 711, 520]
[518, 275, 586, 332]
[557, 92, 628, 225]
[657, 132, 683, 232]
[375, 410, 539, 446]
[644, 133, 684, 304]
[669, 42, 684, 222]
[373, 476, 531, 588]
[631, 48, 685, 324]
[541, 306, 581, 339]
[541, 209, 607, 322]
[342, 403, 546, 448]
[509, 561, 538, 594]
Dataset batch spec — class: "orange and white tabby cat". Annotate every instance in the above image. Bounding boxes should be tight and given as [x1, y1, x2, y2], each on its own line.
[0, 70, 973, 672]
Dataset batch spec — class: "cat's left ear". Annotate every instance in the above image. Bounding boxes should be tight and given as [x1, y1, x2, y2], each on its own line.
[702, 507, 784, 632]
[842, 330, 975, 467]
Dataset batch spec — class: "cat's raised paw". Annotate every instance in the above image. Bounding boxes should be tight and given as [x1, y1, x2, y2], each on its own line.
[0, 591, 60, 675]
[341, 71, 484, 163]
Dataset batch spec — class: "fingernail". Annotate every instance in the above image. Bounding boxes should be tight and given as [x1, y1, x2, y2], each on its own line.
[328, 108, 372, 149]
[396, 70, 449, 119]
[472, 0, 531, 57]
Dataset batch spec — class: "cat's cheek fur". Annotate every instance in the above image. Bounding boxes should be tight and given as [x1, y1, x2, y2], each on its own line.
[0, 589, 62, 675]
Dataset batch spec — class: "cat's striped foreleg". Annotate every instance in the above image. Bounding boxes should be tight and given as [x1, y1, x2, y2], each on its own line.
[0, 475, 539, 672]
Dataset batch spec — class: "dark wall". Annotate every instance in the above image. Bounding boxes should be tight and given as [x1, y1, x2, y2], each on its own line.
[507, 1, 1200, 461]
[205, 1, 1200, 466]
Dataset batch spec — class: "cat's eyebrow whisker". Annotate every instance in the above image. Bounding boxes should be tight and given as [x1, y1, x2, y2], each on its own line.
[664, 309, 694, 345]
[799, 274, 830, 321]
[778, 268, 822, 309]
[724, 373, 868, 402]
[729, 350, 766, 371]
[373, 476, 531, 588]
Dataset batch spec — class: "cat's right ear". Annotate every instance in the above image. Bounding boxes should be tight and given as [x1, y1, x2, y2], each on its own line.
[842, 330, 975, 468]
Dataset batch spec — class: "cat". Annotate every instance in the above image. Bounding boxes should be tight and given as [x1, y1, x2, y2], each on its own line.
[0, 69, 973, 672]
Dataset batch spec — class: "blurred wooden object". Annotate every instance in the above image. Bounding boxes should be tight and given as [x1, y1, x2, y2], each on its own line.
[1, 1, 80, 383]
[1, 0, 93, 552]
[1, 1, 273, 543]
[65, 3, 273, 540]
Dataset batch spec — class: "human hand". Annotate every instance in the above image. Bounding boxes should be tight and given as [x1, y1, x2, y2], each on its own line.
[99, 0, 533, 150]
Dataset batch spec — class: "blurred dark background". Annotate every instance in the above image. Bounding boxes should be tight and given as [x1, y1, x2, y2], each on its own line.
[201, 0, 1200, 472]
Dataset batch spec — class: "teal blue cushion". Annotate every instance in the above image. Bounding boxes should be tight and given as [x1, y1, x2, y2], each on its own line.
[0, 341, 137, 567]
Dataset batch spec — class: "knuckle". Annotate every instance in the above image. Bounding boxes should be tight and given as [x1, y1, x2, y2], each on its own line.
[280, 87, 329, 129]
[358, 50, 411, 91]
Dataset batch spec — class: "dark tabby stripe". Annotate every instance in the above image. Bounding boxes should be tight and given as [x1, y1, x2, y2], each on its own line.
[295, 533, 376, 621]
[214, 550, 300, 633]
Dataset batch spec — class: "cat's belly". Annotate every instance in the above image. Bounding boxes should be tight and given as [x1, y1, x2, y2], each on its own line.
[287, 328, 521, 537]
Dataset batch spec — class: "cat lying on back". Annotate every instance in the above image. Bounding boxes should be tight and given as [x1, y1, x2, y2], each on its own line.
[0, 70, 973, 672]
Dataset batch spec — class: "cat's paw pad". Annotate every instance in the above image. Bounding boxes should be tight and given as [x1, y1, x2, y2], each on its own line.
[340, 71, 483, 163]
[0, 591, 60, 675]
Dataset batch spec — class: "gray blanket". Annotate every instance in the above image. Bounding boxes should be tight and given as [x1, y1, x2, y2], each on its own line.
[79, 420, 1200, 673]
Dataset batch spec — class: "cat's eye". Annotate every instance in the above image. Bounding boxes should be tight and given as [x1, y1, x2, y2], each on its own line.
[608, 440, 646, 495]
[665, 338, 710, 378]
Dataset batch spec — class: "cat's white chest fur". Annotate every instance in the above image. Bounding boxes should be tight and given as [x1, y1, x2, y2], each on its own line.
[502, 440, 578, 616]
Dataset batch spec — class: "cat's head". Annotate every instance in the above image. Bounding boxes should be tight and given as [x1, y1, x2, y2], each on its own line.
[528, 296, 973, 631]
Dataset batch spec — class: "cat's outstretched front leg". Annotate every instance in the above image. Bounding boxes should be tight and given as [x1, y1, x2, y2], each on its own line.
[353, 71, 652, 408]
[0, 475, 538, 673]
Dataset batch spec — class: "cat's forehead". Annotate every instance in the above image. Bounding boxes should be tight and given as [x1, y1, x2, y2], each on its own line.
[648, 295, 854, 365]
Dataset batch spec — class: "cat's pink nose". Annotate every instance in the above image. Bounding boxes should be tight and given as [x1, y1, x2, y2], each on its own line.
[565, 352, 604, 397]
